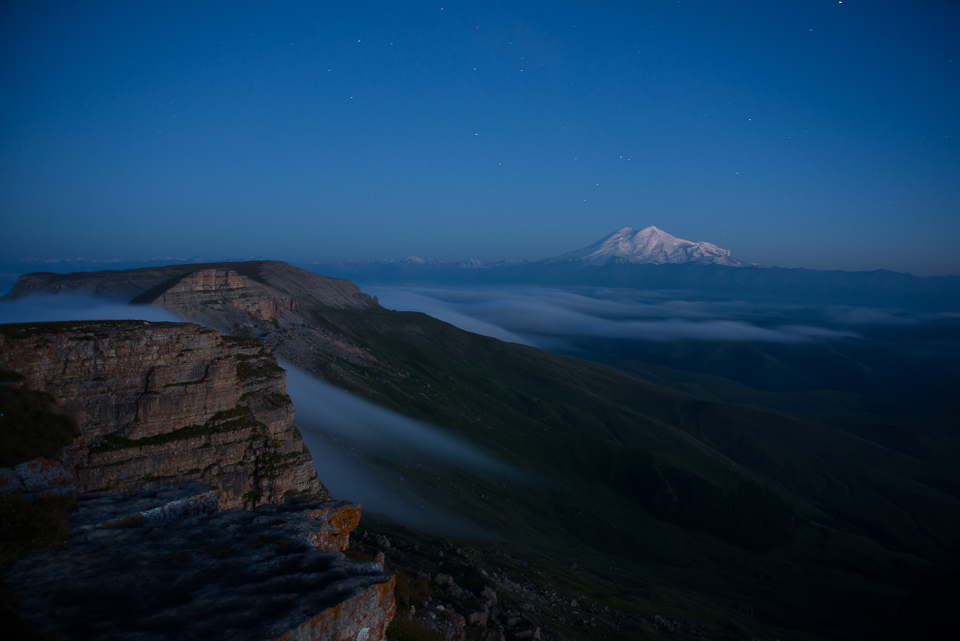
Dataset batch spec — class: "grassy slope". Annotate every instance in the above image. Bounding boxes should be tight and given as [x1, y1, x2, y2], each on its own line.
[9, 263, 954, 638]
[297, 305, 960, 640]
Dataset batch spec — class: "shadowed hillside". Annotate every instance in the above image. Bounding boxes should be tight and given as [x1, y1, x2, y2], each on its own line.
[4, 261, 960, 640]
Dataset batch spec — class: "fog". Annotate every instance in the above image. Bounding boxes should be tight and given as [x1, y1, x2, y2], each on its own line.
[284, 364, 515, 533]
[6, 286, 957, 527]
[364, 285, 873, 347]
[284, 365, 509, 475]
[0, 294, 182, 324]
[0, 294, 515, 532]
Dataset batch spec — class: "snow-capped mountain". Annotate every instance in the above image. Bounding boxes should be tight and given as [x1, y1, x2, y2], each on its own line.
[550, 226, 743, 267]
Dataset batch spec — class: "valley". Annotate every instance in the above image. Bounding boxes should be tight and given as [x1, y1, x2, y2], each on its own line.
[3, 259, 959, 640]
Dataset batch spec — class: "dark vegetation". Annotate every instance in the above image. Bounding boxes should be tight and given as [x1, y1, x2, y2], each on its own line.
[0, 320, 182, 340]
[234, 353, 285, 382]
[0, 384, 76, 640]
[5, 263, 957, 639]
[292, 303, 960, 640]
[90, 407, 265, 453]
[0, 384, 78, 467]
[0, 492, 74, 641]
[0, 492, 74, 566]
[629, 466, 795, 550]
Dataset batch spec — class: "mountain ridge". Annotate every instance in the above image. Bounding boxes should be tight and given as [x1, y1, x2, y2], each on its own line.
[4, 259, 960, 640]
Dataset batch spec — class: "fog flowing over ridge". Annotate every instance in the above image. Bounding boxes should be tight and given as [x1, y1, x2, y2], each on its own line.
[284, 363, 516, 533]
[283, 364, 510, 475]
[0, 293, 517, 533]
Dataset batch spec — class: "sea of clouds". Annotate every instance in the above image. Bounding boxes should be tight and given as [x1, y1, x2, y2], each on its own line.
[358, 284, 887, 350]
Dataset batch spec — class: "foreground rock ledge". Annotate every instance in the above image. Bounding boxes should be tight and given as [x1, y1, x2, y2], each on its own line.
[6, 495, 395, 641]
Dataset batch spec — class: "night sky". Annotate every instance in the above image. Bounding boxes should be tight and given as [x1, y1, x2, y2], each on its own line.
[2, 1, 958, 275]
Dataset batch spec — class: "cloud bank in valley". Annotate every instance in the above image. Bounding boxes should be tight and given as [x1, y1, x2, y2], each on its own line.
[363, 285, 872, 348]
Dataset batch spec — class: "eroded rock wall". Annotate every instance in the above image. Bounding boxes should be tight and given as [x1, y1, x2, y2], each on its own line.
[0, 321, 325, 508]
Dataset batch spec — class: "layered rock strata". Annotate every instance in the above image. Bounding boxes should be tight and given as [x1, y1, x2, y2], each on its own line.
[6, 490, 395, 641]
[133, 265, 396, 392]
[1, 261, 397, 395]
[148, 268, 304, 329]
[2, 260, 381, 311]
[0, 320, 324, 509]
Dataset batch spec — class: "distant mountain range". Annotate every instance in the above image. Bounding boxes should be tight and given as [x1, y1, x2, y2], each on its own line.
[326, 225, 744, 270]
[314, 226, 960, 311]
[3, 227, 959, 311]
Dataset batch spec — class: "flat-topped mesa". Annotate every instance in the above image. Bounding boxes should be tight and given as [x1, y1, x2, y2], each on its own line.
[145, 268, 304, 329]
[2, 260, 382, 312]
[0, 320, 324, 509]
[0, 260, 398, 395]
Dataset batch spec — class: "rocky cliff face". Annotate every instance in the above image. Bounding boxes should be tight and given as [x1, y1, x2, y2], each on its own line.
[1, 261, 394, 393]
[2, 260, 381, 312]
[148, 268, 303, 327]
[0, 320, 324, 509]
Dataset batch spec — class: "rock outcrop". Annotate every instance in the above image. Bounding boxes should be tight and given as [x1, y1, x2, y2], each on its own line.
[0, 261, 397, 395]
[148, 268, 304, 328]
[6, 485, 395, 641]
[1, 260, 381, 311]
[0, 320, 323, 509]
[1, 320, 398, 640]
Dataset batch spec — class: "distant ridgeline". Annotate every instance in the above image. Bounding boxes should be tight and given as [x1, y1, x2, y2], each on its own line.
[315, 260, 960, 310]
[310, 225, 960, 310]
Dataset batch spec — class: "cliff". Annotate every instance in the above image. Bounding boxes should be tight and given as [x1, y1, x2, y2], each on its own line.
[1, 261, 398, 394]
[0, 320, 323, 509]
[1, 320, 397, 640]
[2, 260, 381, 311]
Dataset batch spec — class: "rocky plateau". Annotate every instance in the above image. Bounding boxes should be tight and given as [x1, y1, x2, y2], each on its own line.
[3, 261, 401, 395]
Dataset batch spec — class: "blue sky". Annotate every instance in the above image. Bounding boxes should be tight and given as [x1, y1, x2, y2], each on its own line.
[1, 1, 958, 274]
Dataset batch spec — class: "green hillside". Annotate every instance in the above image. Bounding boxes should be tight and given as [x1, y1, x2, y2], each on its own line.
[296, 304, 960, 640]
[6, 262, 957, 639]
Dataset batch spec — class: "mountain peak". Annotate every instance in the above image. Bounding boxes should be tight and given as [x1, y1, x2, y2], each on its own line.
[552, 226, 743, 267]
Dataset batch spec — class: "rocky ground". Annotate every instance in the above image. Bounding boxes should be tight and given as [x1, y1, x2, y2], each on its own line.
[4, 487, 394, 641]
[348, 525, 775, 641]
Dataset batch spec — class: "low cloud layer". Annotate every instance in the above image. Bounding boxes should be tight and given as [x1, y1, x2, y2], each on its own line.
[364, 285, 871, 347]
[6, 287, 955, 525]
